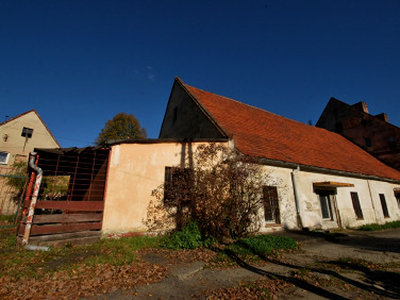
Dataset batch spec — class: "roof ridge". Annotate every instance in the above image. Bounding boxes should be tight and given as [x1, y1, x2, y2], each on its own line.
[0, 109, 36, 127]
[183, 81, 328, 133]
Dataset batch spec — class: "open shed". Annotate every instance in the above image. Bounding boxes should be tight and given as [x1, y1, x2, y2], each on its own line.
[17, 147, 110, 246]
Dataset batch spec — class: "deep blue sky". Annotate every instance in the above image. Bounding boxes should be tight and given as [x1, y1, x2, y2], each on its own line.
[1, 0, 399, 148]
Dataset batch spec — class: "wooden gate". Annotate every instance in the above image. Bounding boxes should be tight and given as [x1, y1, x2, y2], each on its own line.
[17, 147, 110, 246]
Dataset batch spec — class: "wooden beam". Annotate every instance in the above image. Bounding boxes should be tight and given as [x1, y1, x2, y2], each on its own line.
[313, 181, 354, 188]
[35, 201, 104, 212]
[21, 213, 103, 224]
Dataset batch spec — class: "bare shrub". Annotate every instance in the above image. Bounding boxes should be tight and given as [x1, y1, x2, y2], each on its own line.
[146, 144, 272, 241]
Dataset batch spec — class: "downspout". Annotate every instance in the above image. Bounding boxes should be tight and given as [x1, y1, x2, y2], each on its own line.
[22, 152, 43, 246]
[291, 166, 303, 229]
[367, 179, 379, 223]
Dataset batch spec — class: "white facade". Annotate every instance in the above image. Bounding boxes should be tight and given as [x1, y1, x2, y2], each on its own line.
[102, 142, 400, 234]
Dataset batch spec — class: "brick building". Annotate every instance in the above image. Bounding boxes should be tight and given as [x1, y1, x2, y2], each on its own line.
[316, 97, 400, 172]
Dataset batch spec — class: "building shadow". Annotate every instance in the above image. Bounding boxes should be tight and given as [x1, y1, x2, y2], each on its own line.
[276, 229, 400, 253]
[220, 244, 400, 299]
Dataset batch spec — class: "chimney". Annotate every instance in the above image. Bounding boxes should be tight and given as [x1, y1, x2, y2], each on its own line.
[352, 101, 369, 113]
[374, 113, 389, 122]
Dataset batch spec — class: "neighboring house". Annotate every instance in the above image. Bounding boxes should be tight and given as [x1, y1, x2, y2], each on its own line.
[316, 97, 400, 172]
[0, 109, 60, 167]
[0, 110, 60, 215]
[16, 79, 400, 245]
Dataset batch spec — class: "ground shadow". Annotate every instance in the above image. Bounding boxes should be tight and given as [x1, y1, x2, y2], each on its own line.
[278, 229, 400, 253]
[223, 249, 349, 300]
[326, 259, 400, 296]
[221, 242, 400, 299]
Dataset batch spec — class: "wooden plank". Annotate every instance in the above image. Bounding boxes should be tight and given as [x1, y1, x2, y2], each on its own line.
[19, 222, 102, 236]
[35, 201, 104, 211]
[17, 232, 101, 247]
[21, 213, 103, 224]
[27, 231, 101, 242]
[30, 223, 102, 236]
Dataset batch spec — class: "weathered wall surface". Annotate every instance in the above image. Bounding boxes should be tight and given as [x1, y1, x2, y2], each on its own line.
[292, 170, 400, 230]
[102, 141, 229, 233]
[102, 141, 400, 234]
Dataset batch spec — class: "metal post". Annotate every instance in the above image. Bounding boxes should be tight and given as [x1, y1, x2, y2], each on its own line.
[22, 153, 43, 245]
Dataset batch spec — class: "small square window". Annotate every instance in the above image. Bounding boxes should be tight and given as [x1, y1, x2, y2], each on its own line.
[0, 151, 10, 164]
[21, 127, 33, 138]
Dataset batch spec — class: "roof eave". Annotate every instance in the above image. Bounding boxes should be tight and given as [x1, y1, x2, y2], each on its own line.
[253, 156, 400, 184]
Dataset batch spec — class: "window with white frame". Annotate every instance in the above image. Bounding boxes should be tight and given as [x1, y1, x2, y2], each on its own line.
[0, 151, 10, 164]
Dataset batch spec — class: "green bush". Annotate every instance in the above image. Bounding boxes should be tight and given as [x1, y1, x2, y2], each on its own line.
[162, 222, 206, 249]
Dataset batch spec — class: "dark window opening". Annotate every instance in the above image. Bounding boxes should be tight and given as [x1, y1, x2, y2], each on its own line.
[316, 189, 335, 220]
[21, 127, 33, 138]
[0, 151, 10, 164]
[350, 192, 364, 220]
[173, 107, 178, 123]
[263, 186, 280, 224]
[164, 166, 192, 204]
[388, 136, 395, 147]
[364, 138, 372, 148]
[379, 194, 390, 218]
[395, 192, 400, 210]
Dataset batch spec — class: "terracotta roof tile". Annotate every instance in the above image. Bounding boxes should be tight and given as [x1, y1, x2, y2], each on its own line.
[182, 81, 400, 182]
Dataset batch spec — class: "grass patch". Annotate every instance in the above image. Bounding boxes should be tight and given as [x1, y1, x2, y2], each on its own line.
[356, 221, 400, 231]
[0, 228, 164, 280]
[0, 215, 14, 223]
[235, 234, 298, 258]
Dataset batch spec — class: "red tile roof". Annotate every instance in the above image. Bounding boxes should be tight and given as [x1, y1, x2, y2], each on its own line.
[179, 79, 400, 182]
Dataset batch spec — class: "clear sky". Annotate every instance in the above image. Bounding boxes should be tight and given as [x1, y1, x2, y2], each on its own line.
[1, 0, 399, 148]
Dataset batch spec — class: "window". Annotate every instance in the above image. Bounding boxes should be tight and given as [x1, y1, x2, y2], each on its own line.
[379, 194, 390, 218]
[350, 192, 364, 220]
[0, 151, 10, 164]
[395, 192, 400, 210]
[164, 167, 192, 204]
[21, 127, 34, 138]
[388, 136, 395, 147]
[263, 186, 280, 224]
[316, 190, 335, 220]
[364, 138, 372, 148]
[21, 127, 33, 138]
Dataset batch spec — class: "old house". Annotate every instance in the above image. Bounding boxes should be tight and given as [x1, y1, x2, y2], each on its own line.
[316, 97, 400, 171]
[0, 110, 60, 215]
[17, 79, 400, 245]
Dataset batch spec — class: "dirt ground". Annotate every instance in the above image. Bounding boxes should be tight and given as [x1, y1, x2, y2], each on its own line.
[98, 228, 400, 299]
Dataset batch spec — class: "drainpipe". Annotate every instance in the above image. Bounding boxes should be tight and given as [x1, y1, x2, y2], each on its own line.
[291, 166, 303, 229]
[367, 179, 379, 223]
[22, 152, 43, 246]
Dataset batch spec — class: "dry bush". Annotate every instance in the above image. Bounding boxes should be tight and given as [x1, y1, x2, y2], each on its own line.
[146, 144, 271, 241]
